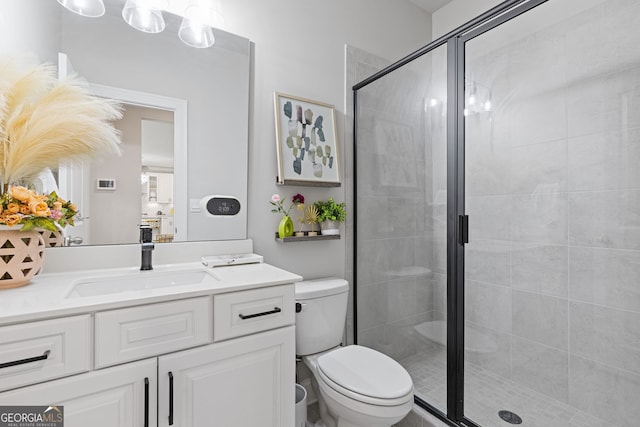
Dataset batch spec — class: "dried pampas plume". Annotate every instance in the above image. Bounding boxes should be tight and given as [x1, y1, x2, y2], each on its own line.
[0, 58, 122, 188]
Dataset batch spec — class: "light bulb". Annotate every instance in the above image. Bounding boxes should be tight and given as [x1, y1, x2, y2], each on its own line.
[122, 0, 168, 33]
[57, 0, 105, 17]
[484, 100, 492, 111]
[179, 18, 215, 48]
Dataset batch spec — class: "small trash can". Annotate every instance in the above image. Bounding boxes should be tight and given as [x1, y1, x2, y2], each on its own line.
[295, 383, 307, 427]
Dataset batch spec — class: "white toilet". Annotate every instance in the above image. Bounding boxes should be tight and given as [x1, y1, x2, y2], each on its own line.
[295, 278, 414, 427]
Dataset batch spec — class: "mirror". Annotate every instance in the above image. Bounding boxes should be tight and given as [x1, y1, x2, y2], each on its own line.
[1, 0, 250, 245]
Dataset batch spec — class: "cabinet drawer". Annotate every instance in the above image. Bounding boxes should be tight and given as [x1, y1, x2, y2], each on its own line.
[213, 284, 294, 341]
[0, 315, 91, 392]
[95, 297, 211, 368]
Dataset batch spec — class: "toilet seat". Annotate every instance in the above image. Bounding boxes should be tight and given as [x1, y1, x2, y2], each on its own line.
[316, 345, 413, 406]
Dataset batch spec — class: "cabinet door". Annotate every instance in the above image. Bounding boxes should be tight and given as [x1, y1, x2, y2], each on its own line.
[156, 173, 174, 203]
[158, 326, 295, 427]
[0, 359, 157, 427]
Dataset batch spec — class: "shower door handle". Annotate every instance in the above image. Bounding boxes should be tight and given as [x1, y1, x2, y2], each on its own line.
[459, 215, 469, 245]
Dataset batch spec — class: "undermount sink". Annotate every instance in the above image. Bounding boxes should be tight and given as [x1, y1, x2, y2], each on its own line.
[66, 268, 218, 298]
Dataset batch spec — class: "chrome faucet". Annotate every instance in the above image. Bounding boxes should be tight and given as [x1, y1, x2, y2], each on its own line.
[139, 225, 154, 270]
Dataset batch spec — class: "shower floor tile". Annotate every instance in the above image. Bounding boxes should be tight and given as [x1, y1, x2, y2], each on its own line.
[400, 347, 613, 427]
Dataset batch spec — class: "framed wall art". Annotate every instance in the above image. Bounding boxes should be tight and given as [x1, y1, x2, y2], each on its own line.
[273, 92, 340, 186]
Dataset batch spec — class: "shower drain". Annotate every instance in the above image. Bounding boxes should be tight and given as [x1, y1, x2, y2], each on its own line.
[498, 410, 523, 424]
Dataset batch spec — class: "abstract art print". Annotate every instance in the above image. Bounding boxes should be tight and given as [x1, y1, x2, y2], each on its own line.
[274, 92, 340, 186]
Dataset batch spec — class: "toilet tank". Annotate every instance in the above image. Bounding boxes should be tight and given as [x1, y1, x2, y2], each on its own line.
[295, 278, 349, 356]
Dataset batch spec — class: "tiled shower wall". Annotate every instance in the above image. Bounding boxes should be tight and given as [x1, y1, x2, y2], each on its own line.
[352, 46, 444, 362]
[463, 1, 640, 425]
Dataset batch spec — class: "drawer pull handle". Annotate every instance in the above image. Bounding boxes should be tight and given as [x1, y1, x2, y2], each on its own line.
[168, 371, 174, 426]
[144, 377, 149, 427]
[0, 350, 50, 369]
[238, 307, 282, 320]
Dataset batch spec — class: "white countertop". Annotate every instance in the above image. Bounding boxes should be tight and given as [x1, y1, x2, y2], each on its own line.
[0, 262, 302, 326]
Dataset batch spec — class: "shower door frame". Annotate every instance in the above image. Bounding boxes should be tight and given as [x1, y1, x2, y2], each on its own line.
[352, 1, 548, 426]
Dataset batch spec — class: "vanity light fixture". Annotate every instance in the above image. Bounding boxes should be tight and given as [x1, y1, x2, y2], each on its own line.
[58, 0, 221, 48]
[57, 0, 105, 18]
[122, 0, 169, 34]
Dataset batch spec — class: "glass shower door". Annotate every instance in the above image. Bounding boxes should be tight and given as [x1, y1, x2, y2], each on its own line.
[463, 0, 640, 426]
[355, 44, 448, 414]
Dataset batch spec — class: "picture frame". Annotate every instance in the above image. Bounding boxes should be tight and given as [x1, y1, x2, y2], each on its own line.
[273, 92, 341, 186]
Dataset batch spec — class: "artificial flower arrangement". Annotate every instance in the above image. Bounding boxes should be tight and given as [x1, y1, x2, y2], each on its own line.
[0, 186, 77, 231]
[270, 193, 305, 237]
[270, 193, 305, 217]
[0, 57, 122, 231]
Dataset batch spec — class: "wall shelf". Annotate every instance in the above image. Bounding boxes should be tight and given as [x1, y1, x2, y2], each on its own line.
[275, 232, 340, 242]
[275, 177, 341, 187]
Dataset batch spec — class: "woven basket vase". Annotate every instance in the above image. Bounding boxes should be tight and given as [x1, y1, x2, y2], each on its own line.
[0, 228, 46, 289]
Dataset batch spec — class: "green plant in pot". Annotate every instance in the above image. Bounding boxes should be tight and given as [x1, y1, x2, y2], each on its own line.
[313, 198, 346, 236]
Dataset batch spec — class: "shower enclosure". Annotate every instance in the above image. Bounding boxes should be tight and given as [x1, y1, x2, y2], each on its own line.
[353, 0, 640, 426]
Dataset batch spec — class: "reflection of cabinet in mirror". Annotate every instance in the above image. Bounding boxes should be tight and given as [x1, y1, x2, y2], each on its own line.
[145, 173, 173, 203]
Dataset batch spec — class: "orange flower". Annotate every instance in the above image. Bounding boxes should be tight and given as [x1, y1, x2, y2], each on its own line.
[3, 213, 22, 226]
[29, 200, 50, 217]
[6, 203, 20, 213]
[53, 201, 63, 211]
[19, 204, 31, 215]
[8, 186, 34, 203]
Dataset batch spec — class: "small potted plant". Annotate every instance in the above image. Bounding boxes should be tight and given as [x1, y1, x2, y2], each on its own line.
[313, 198, 346, 236]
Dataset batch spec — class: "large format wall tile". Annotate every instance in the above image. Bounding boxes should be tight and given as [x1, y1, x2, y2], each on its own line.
[465, 239, 510, 286]
[569, 190, 640, 250]
[465, 280, 511, 333]
[356, 282, 388, 332]
[509, 138, 567, 194]
[467, 195, 511, 241]
[512, 290, 568, 350]
[569, 355, 640, 427]
[387, 277, 418, 324]
[568, 129, 640, 192]
[465, 321, 512, 379]
[509, 91, 567, 147]
[570, 301, 640, 375]
[356, 241, 390, 286]
[512, 336, 569, 403]
[510, 192, 568, 245]
[511, 243, 568, 297]
[566, 71, 640, 138]
[569, 246, 640, 312]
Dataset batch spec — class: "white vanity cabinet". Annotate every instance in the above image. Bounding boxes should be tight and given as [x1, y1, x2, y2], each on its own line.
[158, 326, 294, 427]
[0, 359, 157, 427]
[0, 282, 296, 427]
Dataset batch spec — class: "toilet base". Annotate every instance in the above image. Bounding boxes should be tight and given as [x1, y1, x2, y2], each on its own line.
[307, 369, 411, 427]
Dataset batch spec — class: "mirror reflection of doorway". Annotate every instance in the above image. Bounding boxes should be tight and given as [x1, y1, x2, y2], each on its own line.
[140, 117, 175, 243]
[90, 104, 175, 246]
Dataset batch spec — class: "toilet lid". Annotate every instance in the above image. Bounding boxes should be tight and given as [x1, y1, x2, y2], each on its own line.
[317, 345, 413, 400]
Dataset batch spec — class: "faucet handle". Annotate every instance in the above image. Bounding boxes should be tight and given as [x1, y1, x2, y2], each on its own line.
[139, 224, 153, 243]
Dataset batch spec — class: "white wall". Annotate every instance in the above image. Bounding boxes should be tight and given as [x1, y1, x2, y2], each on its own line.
[432, 0, 502, 39]
[0, 0, 60, 63]
[217, 0, 433, 279]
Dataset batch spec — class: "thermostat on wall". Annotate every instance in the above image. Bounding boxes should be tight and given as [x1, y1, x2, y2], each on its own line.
[200, 195, 241, 216]
[96, 178, 116, 190]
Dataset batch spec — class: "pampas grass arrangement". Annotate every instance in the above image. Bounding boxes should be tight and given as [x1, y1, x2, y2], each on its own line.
[0, 58, 122, 192]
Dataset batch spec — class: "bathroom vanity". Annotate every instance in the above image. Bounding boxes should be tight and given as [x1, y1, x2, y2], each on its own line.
[0, 244, 300, 427]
